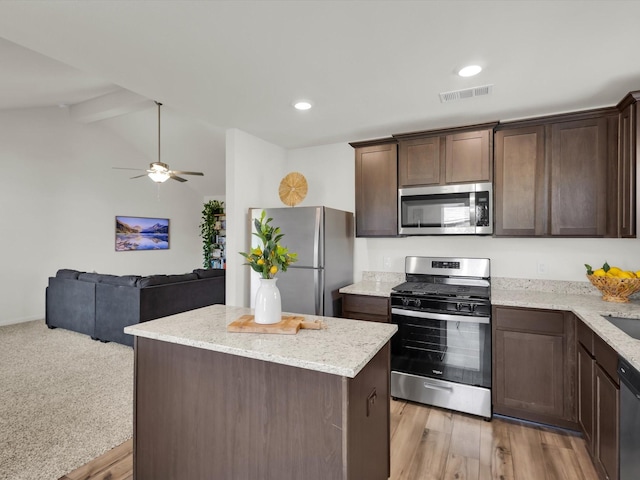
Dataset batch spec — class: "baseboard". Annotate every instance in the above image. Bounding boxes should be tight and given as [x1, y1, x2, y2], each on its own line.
[0, 316, 44, 327]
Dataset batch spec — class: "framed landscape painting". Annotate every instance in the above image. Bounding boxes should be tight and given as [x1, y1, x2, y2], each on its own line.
[115, 216, 170, 251]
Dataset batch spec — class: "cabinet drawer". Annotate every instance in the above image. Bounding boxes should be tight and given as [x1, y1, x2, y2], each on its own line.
[494, 306, 565, 334]
[594, 334, 619, 384]
[577, 320, 595, 355]
[343, 294, 389, 317]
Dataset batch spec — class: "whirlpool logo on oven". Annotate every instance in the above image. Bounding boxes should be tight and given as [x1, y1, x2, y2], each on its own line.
[432, 369, 443, 375]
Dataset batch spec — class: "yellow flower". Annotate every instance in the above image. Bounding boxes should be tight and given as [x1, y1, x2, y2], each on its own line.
[252, 247, 262, 256]
[270, 265, 278, 275]
[257, 258, 265, 265]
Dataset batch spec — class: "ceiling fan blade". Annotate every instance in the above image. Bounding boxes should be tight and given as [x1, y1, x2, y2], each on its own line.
[113, 167, 146, 171]
[130, 174, 148, 179]
[170, 170, 204, 176]
[170, 174, 188, 182]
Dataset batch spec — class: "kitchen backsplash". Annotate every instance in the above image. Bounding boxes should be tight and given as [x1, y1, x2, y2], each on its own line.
[362, 271, 405, 284]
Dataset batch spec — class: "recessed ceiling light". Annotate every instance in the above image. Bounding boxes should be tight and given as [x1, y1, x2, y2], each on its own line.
[293, 101, 312, 111]
[458, 65, 482, 77]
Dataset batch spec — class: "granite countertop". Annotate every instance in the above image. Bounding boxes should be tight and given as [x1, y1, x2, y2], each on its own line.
[339, 273, 640, 373]
[124, 304, 397, 378]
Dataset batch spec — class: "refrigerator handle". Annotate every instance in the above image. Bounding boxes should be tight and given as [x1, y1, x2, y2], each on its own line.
[314, 208, 322, 269]
[315, 269, 324, 315]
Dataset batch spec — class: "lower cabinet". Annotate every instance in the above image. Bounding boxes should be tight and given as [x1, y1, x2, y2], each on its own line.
[577, 319, 619, 480]
[342, 294, 390, 323]
[492, 306, 577, 429]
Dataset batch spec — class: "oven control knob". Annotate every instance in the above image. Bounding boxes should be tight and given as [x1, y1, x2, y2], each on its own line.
[414, 299, 421, 308]
[402, 298, 410, 306]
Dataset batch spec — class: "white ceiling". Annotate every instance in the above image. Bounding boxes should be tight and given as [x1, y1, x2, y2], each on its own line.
[0, 1, 640, 150]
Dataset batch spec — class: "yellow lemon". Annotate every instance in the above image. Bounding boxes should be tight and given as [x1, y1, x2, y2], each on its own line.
[257, 258, 265, 265]
[619, 271, 634, 279]
[269, 265, 278, 275]
[635, 270, 640, 278]
[608, 266, 622, 276]
[606, 272, 616, 278]
[593, 269, 606, 277]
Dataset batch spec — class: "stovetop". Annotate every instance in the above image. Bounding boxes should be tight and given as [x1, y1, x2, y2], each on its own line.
[392, 281, 490, 299]
[393, 256, 491, 301]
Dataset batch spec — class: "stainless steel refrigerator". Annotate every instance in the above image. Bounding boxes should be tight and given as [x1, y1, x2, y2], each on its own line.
[249, 206, 354, 317]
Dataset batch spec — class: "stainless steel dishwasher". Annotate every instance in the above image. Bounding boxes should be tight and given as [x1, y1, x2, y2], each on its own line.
[618, 357, 640, 480]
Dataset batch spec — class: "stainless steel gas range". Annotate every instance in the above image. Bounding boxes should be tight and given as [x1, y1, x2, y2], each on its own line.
[390, 256, 492, 419]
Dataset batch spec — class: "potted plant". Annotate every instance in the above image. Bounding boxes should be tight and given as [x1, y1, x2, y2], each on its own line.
[199, 200, 224, 269]
[239, 210, 297, 323]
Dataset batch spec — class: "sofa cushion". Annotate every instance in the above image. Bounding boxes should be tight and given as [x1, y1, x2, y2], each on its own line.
[137, 273, 198, 287]
[77, 272, 103, 283]
[193, 268, 225, 279]
[100, 275, 141, 287]
[56, 269, 82, 279]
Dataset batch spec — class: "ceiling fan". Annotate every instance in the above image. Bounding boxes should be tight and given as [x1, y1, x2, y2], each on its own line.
[113, 101, 204, 183]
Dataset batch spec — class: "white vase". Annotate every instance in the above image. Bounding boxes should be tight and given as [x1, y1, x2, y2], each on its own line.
[254, 278, 282, 324]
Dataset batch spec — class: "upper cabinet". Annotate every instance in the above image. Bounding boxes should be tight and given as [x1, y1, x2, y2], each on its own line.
[350, 139, 398, 237]
[350, 90, 638, 239]
[396, 123, 496, 187]
[494, 109, 620, 237]
[494, 125, 546, 236]
[616, 91, 639, 238]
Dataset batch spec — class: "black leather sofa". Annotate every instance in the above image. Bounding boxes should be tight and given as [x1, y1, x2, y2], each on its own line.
[45, 268, 225, 346]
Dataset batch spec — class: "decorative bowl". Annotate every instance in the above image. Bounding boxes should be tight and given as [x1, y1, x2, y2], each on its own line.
[586, 274, 640, 303]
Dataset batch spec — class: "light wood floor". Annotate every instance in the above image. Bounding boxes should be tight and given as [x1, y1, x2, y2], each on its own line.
[59, 400, 599, 480]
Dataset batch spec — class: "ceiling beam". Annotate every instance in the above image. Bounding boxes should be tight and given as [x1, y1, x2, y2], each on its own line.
[69, 88, 154, 123]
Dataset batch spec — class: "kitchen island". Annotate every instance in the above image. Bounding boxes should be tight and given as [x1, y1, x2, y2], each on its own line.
[124, 304, 397, 480]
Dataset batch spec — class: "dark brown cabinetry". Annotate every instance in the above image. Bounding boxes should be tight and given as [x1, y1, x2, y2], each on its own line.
[494, 109, 619, 237]
[576, 319, 619, 480]
[494, 126, 546, 235]
[342, 294, 390, 323]
[350, 139, 398, 237]
[134, 336, 391, 480]
[616, 91, 639, 238]
[396, 123, 495, 187]
[550, 117, 610, 236]
[492, 306, 577, 429]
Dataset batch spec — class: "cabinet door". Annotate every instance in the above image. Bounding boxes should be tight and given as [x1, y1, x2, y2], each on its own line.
[445, 129, 491, 184]
[595, 365, 619, 480]
[494, 126, 547, 236]
[398, 136, 441, 187]
[494, 329, 565, 419]
[617, 102, 636, 238]
[550, 118, 608, 236]
[578, 344, 595, 453]
[355, 143, 398, 237]
[342, 294, 389, 323]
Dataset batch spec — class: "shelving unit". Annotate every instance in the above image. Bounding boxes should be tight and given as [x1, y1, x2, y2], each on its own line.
[211, 213, 226, 269]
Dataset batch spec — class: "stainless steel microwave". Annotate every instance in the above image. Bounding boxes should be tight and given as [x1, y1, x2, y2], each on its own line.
[398, 182, 493, 235]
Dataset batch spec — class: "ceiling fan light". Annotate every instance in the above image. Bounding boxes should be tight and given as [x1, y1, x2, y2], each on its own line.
[148, 171, 170, 183]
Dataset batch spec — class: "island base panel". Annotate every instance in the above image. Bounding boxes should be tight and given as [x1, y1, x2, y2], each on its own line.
[133, 337, 390, 480]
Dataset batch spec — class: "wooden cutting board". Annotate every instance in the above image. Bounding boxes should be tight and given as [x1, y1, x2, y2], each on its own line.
[227, 315, 323, 335]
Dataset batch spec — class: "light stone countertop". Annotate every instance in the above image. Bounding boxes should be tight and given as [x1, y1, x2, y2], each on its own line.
[339, 280, 400, 297]
[124, 304, 397, 378]
[339, 274, 640, 373]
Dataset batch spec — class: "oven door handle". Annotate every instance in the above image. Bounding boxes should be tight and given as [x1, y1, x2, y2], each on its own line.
[422, 380, 454, 392]
[391, 307, 490, 325]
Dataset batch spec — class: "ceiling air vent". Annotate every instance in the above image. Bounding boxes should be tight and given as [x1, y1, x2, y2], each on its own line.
[439, 84, 494, 103]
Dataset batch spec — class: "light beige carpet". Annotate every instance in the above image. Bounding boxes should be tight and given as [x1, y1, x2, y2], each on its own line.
[0, 320, 133, 480]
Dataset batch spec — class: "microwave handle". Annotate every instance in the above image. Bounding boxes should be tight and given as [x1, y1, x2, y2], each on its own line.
[469, 192, 477, 227]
